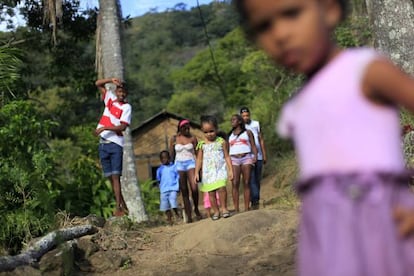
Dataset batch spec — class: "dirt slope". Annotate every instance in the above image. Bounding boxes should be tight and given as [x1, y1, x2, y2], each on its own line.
[111, 175, 299, 276]
[0, 164, 300, 276]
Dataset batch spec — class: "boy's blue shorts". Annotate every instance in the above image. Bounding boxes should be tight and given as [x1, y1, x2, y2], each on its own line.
[99, 142, 123, 177]
[160, 191, 178, 211]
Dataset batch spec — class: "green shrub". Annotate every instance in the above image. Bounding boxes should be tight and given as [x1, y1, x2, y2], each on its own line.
[140, 179, 161, 217]
[0, 101, 57, 253]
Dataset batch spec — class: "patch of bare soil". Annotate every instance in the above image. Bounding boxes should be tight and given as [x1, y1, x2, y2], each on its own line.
[111, 175, 299, 276]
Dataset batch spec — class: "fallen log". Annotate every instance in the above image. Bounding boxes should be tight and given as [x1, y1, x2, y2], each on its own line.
[0, 224, 97, 272]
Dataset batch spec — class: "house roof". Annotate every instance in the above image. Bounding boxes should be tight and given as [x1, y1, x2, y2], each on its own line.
[131, 110, 201, 137]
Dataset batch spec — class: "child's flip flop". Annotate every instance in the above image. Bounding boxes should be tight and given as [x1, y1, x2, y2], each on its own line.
[222, 212, 231, 218]
[212, 214, 220, 221]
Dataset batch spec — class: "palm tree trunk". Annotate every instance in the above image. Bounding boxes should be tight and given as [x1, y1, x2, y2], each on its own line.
[97, 0, 148, 222]
[367, 0, 414, 74]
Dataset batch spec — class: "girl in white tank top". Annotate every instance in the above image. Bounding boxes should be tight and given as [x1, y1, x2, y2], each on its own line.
[169, 119, 201, 222]
[228, 114, 257, 212]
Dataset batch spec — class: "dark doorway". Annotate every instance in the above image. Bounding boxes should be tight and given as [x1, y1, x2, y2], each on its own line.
[151, 166, 160, 181]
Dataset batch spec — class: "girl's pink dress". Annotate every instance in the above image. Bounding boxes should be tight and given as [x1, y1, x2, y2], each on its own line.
[278, 48, 414, 276]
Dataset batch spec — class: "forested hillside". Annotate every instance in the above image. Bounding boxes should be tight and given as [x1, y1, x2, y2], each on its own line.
[123, 2, 239, 122]
[0, 0, 370, 254]
[0, 0, 250, 254]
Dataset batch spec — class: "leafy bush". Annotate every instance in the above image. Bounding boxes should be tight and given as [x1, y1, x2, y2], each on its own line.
[0, 101, 58, 253]
[335, 16, 372, 47]
[49, 125, 115, 219]
[0, 102, 115, 253]
[140, 179, 161, 217]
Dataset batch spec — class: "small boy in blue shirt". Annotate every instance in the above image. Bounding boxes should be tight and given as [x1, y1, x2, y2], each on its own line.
[156, 150, 181, 225]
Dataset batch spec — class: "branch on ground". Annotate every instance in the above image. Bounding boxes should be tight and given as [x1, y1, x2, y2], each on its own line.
[0, 225, 97, 272]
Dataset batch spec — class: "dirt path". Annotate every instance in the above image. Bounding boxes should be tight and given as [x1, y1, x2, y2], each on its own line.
[0, 169, 299, 276]
[107, 175, 299, 276]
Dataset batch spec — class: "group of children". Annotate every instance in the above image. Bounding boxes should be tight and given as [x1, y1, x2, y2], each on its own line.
[156, 114, 252, 224]
[96, 0, 414, 273]
[156, 106, 269, 224]
[156, 109, 270, 223]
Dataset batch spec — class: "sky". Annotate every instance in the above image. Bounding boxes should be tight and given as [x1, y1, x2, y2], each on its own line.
[83, 0, 214, 18]
[1, 0, 214, 30]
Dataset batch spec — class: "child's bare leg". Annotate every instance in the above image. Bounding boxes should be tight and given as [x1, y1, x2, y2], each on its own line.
[209, 191, 220, 217]
[173, 208, 181, 219]
[232, 165, 241, 212]
[110, 174, 124, 216]
[205, 207, 211, 218]
[120, 192, 128, 213]
[117, 190, 127, 216]
[241, 164, 252, 211]
[166, 210, 173, 225]
[179, 171, 192, 223]
[188, 168, 201, 218]
[218, 187, 229, 214]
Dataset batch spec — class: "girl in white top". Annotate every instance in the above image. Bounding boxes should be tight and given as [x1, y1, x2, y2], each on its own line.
[228, 114, 257, 212]
[169, 119, 201, 223]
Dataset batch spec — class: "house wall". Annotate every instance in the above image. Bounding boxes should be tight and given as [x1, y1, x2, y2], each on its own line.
[132, 117, 204, 181]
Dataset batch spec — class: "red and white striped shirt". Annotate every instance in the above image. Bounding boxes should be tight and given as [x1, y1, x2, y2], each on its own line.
[97, 90, 131, 147]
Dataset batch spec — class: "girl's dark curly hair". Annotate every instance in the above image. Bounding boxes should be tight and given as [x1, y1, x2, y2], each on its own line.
[233, 0, 348, 39]
[228, 114, 246, 138]
[200, 115, 219, 129]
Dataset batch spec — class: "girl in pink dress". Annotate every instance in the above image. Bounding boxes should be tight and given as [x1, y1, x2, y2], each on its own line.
[235, 0, 414, 275]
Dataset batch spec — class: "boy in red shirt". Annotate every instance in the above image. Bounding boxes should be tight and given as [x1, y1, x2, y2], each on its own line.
[95, 78, 131, 216]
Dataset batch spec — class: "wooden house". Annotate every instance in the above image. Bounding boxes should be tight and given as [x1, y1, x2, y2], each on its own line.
[131, 111, 204, 181]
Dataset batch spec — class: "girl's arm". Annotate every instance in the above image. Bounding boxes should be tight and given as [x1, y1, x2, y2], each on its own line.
[393, 206, 414, 237]
[169, 135, 176, 162]
[192, 136, 199, 155]
[247, 130, 258, 163]
[194, 146, 203, 183]
[222, 140, 233, 181]
[259, 131, 267, 164]
[363, 59, 414, 111]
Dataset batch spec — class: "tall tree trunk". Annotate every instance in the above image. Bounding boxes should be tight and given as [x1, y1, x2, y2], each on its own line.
[367, 0, 414, 169]
[367, 0, 414, 74]
[97, 0, 148, 222]
[351, 0, 367, 16]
